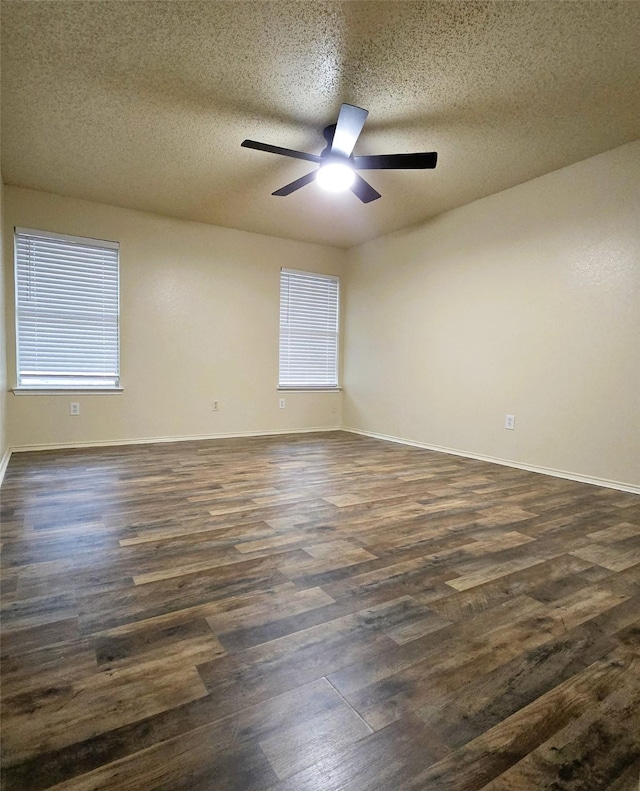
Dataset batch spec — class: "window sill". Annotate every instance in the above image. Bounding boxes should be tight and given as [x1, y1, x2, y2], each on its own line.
[277, 387, 341, 393]
[12, 388, 124, 396]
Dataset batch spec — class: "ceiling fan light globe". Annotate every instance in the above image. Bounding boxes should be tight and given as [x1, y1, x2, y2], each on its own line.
[316, 163, 355, 192]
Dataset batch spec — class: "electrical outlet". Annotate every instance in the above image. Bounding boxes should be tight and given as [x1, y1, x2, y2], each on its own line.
[279, 398, 286, 409]
[70, 402, 80, 416]
[212, 401, 219, 411]
[505, 414, 515, 430]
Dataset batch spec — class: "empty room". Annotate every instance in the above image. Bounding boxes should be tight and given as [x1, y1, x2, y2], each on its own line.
[0, 1, 639, 789]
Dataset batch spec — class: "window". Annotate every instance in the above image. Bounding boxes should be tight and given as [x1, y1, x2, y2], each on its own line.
[15, 228, 120, 390]
[279, 268, 339, 389]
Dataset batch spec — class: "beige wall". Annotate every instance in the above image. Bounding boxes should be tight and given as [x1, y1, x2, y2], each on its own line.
[4, 187, 345, 448]
[343, 141, 640, 488]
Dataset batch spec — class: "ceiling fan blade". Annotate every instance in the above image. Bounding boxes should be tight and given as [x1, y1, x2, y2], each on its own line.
[350, 173, 381, 203]
[331, 104, 369, 158]
[272, 170, 318, 196]
[352, 152, 438, 170]
[241, 139, 321, 163]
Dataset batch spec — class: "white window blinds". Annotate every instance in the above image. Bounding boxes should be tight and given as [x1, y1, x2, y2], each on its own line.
[279, 268, 339, 388]
[15, 228, 120, 389]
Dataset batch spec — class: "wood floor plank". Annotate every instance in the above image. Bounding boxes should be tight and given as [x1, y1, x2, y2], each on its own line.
[271, 714, 452, 791]
[1, 432, 638, 790]
[427, 553, 595, 621]
[2, 656, 209, 764]
[75, 553, 299, 634]
[206, 585, 335, 640]
[412, 600, 640, 750]
[587, 522, 640, 543]
[571, 543, 640, 572]
[603, 764, 640, 791]
[478, 661, 640, 790]
[258, 695, 373, 779]
[1, 591, 78, 632]
[401, 652, 638, 791]
[445, 556, 550, 591]
[0, 617, 79, 656]
[44, 721, 276, 791]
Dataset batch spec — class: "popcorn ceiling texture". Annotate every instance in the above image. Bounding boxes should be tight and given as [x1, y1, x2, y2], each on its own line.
[1, 0, 639, 248]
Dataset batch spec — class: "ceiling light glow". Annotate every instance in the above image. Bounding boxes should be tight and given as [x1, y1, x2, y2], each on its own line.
[316, 163, 355, 192]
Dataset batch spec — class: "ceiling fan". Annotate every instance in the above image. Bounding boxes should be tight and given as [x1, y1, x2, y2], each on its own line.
[241, 103, 438, 203]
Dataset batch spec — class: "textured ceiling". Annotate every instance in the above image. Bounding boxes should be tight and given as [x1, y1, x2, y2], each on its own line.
[1, 1, 639, 248]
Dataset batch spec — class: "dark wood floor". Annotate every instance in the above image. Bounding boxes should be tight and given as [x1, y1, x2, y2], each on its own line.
[1, 431, 639, 791]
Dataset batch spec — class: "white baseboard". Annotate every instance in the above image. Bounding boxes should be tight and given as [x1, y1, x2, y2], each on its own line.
[342, 426, 640, 495]
[0, 448, 11, 486]
[8, 425, 342, 455]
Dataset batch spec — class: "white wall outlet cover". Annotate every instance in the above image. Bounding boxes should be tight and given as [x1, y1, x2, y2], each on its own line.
[505, 414, 515, 430]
